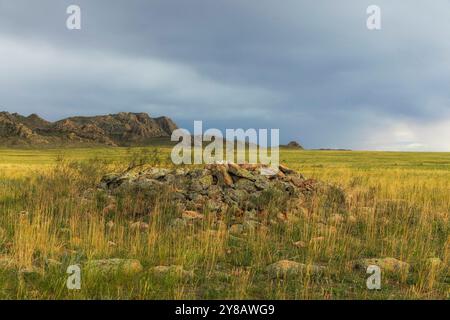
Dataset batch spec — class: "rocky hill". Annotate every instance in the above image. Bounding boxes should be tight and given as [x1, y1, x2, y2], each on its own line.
[0, 111, 178, 147]
[281, 141, 304, 149]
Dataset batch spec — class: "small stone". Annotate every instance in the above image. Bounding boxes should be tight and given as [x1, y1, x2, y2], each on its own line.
[130, 221, 150, 232]
[266, 260, 325, 278]
[355, 257, 410, 275]
[260, 167, 279, 176]
[228, 163, 256, 181]
[182, 210, 205, 220]
[215, 165, 234, 186]
[254, 177, 269, 190]
[198, 174, 213, 189]
[234, 179, 257, 192]
[106, 221, 115, 230]
[279, 164, 296, 175]
[151, 265, 194, 279]
[85, 258, 143, 275]
[290, 176, 305, 187]
[293, 240, 307, 248]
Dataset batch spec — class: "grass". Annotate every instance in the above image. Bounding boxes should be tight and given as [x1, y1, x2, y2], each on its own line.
[0, 147, 448, 299]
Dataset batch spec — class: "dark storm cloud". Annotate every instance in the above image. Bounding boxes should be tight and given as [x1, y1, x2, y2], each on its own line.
[0, 0, 449, 150]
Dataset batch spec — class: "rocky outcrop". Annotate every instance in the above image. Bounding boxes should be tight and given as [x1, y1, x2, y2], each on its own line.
[0, 112, 49, 145]
[284, 141, 304, 149]
[0, 111, 178, 147]
[100, 163, 320, 216]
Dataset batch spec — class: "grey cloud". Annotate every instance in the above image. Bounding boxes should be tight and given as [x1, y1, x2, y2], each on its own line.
[0, 0, 449, 150]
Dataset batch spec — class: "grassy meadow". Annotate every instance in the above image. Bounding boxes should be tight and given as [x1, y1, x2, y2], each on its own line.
[0, 147, 448, 299]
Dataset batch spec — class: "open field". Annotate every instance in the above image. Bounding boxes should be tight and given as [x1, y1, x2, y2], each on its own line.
[0, 147, 449, 299]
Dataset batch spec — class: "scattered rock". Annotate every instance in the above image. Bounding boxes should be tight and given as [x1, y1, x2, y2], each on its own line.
[150, 265, 194, 279]
[293, 240, 307, 248]
[228, 163, 256, 181]
[85, 258, 143, 275]
[266, 260, 325, 278]
[106, 221, 115, 230]
[354, 257, 410, 274]
[279, 164, 296, 175]
[182, 210, 205, 221]
[130, 221, 150, 232]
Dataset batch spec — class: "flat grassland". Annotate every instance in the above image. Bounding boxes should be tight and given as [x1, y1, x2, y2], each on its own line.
[0, 147, 448, 299]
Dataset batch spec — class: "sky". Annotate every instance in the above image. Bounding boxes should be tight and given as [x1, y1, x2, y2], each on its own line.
[0, 0, 449, 151]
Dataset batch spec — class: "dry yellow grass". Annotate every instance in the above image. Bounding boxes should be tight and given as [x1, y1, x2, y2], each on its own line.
[0, 148, 448, 299]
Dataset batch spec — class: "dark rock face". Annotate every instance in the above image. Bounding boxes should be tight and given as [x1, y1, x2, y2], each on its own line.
[286, 141, 304, 149]
[100, 163, 319, 215]
[0, 112, 49, 145]
[0, 111, 178, 146]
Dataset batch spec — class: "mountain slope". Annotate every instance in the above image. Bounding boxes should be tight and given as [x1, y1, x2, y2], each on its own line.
[0, 111, 178, 147]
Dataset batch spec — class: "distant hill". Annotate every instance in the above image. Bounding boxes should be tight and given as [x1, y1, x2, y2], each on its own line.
[281, 141, 304, 150]
[0, 111, 178, 147]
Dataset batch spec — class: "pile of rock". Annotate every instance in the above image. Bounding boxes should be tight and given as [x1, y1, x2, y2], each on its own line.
[100, 163, 318, 215]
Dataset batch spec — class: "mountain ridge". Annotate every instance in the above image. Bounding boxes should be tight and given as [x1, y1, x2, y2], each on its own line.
[0, 111, 178, 147]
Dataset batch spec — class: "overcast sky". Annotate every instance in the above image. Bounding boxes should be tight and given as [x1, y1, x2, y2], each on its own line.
[0, 0, 449, 150]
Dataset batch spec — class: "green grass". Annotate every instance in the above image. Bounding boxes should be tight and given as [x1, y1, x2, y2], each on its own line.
[0, 146, 448, 299]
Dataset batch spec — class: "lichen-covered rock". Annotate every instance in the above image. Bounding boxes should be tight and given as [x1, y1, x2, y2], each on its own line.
[354, 257, 410, 275]
[130, 221, 150, 232]
[85, 258, 143, 275]
[150, 265, 194, 279]
[182, 210, 205, 220]
[100, 163, 323, 218]
[266, 260, 326, 278]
